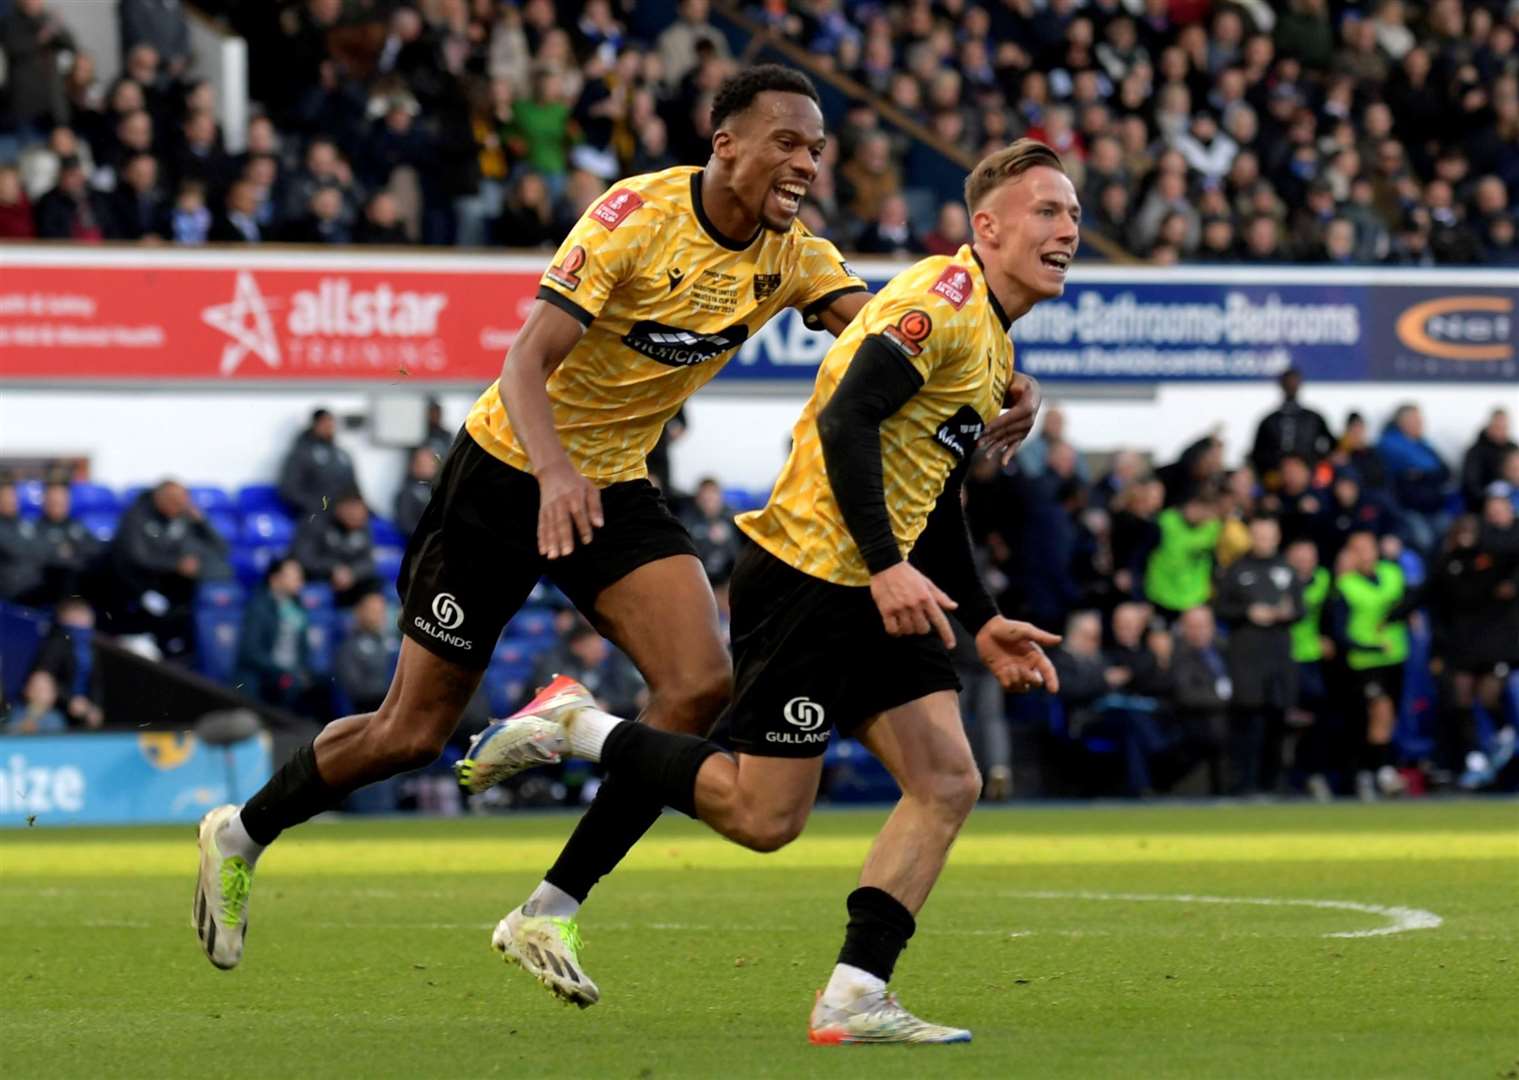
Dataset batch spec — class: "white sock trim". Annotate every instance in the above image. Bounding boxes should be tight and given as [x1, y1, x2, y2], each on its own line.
[523, 880, 581, 919]
[567, 707, 625, 762]
[219, 808, 265, 866]
[821, 962, 886, 1009]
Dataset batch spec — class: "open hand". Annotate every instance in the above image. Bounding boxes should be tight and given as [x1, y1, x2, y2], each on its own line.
[976, 617, 1062, 692]
[537, 460, 604, 559]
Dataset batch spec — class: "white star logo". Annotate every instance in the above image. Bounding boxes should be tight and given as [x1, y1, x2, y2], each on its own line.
[201, 271, 282, 375]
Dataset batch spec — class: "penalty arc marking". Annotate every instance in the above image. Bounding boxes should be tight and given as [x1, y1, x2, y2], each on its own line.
[1001, 890, 1443, 939]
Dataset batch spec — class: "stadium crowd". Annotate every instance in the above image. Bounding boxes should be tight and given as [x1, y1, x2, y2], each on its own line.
[0, 0, 1516, 262]
[2, 385, 1517, 804]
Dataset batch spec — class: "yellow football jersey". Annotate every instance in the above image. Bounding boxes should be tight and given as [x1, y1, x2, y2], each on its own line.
[466, 165, 866, 483]
[737, 245, 1015, 586]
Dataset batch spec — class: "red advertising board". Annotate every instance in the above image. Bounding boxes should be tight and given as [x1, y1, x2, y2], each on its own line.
[0, 248, 544, 382]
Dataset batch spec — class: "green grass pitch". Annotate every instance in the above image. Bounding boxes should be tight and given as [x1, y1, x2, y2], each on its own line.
[3, 801, 1516, 1078]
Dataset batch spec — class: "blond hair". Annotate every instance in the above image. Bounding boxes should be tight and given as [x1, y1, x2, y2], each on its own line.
[963, 139, 1066, 212]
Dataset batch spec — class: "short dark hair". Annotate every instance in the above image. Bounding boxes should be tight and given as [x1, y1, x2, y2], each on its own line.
[709, 65, 820, 131]
[312, 408, 333, 424]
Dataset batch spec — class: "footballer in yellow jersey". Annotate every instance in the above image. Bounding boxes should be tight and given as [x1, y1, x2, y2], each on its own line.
[737, 246, 1014, 586]
[469, 140, 1078, 1041]
[464, 164, 866, 485]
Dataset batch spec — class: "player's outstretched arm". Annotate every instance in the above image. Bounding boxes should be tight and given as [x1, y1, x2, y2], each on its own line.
[980, 372, 1044, 465]
[499, 300, 599, 559]
[817, 336, 958, 649]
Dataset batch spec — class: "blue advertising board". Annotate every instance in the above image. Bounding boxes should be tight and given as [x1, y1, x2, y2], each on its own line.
[0, 732, 272, 827]
[722, 266, 1516, 385]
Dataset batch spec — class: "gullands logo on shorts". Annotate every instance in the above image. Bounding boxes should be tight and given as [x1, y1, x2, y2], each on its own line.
[414, 592, 471, 650]
[766, 696, 829, 745]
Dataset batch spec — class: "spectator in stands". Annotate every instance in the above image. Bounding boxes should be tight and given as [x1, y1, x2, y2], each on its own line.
[419, 398, 453, 463]
[1157, 432, 1224, 508]
[32, 481, 100, 606]
[1, 0, 76, 138]
[1377, 403, 1453, 555]
[492, 170, 557, 248]
[105, 481, 229, 658]
[209, 179, 264, 243]
[278, 408, 359, 515]
[166, 179, 212, 245]
[507, 67, 575, 197]
[838, 131, 899, 224]
[4, 669, 66, 734]
[1103, 601, 1174, 702]
[1330, 412, 1388, 499]
[1461, 409, 1516, 511]
[1214, 515, 1302, 794]
[1482, 482, 1519, 554]
[853, 191, 922, 256]
[1250, 367, 1334, 490]
[1316, 467, 1388, 565]
[291, 491, 377, 608]
[1051, 610, 1111, 735]
[33, 157, 115, 241]
[335, 588, 397, 715]
[393, 446, 438, 538]
[108, 152, 166, 241]
[1259, 453, 1322, 549]
[234, 556, 317, 712]
[1144, 486, 1222, 621]
[279, 184, 352, 245]
[1284, 537, 1336, 799]
[1170, 605, 1231, 795]
[0, 164, 36, 238]
[679, 477, 739, 584]
[170, 108, 234, 195]
[353, 191, 409, 245]
[530, 619, 646, 719]
[1327, 530, 1414, 800]
[281, 138, 357, 228]
[1109, 476, 1162, 601]
[119, 0, 190, 77]
[28, 596, 103, 728]
[921, 202, 969, 257]
[0, 479, 44, 601]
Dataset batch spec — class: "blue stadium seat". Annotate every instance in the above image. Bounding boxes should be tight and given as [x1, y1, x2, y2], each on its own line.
[120, 484, 150, 508]
[243, 511, 295, 546]
[196, 581, 245, 611]
[300, 582, 335, 611]
[494, 636, 543, 666]
[189, 485, 235, 513]
[306, 609, 340, 676]
[509, 606, 557, 638]
[723, 487, 762, 512]
[0, 601, 49, 700]
[207, 511, 240, 543]
[195, 609, 241, 683]
[17, 480, 42, 517]
[370, 517, 404, 547]
[79, 510, 119, 543]
[374, 547, 404, 584]
[527, 580, 571, 608]
[229, 550, 263, 589]
[69, 482, 119, 513]
[237, 484, 285, 514]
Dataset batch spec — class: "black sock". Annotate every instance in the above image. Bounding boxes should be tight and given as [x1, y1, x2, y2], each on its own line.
[543, 772, 664, 903]
[598, 722, 724, 819]
[836, 886, 916, 983]
[239, 742, 343, 846]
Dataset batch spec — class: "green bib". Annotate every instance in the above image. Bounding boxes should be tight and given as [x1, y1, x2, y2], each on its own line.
[1335, 561, 1408, 671]
[1290, 567, 1330, 663]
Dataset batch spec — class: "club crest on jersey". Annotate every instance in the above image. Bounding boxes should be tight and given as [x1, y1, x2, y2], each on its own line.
[931, 265, 973, 309]
[591, 188, 644, 230]
[932, 404, 985, 462]
[753, 273, 782, 301]
[881, 309, 933, 357]
[546, 245, 587, 290]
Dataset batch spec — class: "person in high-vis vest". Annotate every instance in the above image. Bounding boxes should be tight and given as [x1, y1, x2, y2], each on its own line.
[1143, 487, 1223, 621]
[1326, 530, 1418, 801]
[1284, 537, 1336, 800]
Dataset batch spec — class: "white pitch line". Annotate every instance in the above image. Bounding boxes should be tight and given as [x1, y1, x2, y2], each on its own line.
[1002, 890, 1442, 938]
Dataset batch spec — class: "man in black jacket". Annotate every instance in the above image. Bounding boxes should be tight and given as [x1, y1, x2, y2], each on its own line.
[392, 446, 437, 538]
[1170, 605, 1230, 795]
[105, 481, 230, 657]
[278, 408, 359, 514]
[1250, 367, 1334, 491]
[290, 492, 376, 607]
[1461, 409, 1516, 511]
[0, 479, 44, 602]
[32, 481, 102, 606]
[1213, 515, 1303, 794]
[334, 589, 396, 715]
